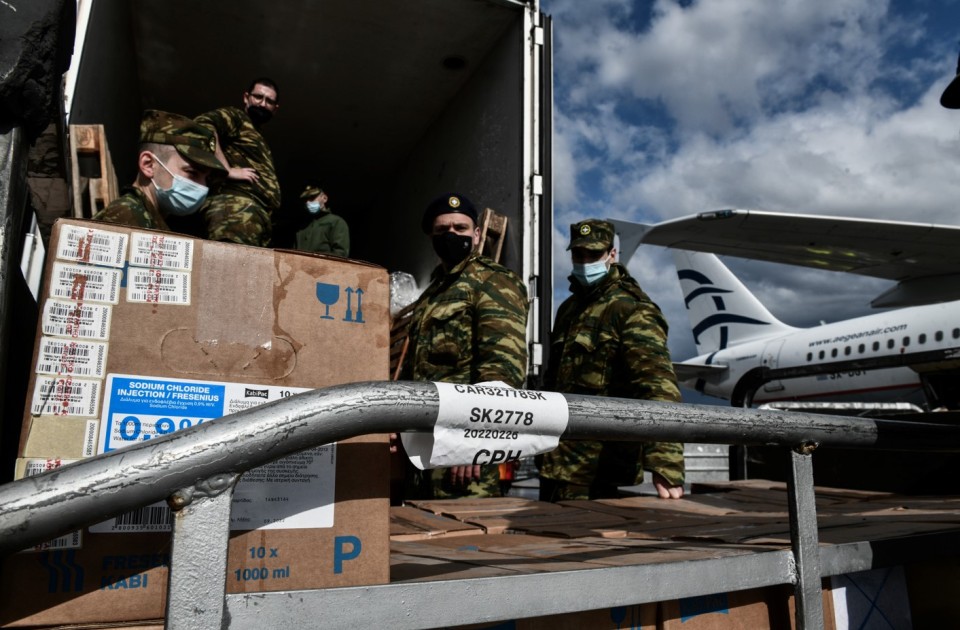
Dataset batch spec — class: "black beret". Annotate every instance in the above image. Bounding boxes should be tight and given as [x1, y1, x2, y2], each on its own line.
[421, 193, 479, 233]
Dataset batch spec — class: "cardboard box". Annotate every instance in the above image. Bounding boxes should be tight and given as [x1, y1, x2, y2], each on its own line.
[829, 567, 910, 629]
[1, 220, 391, 626]
[390, 506, 485, 540]
[661, 584, 836, 630]
[660, 589, 780, 630]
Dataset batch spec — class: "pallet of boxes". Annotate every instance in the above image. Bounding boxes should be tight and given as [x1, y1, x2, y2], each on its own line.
[0, 219, 391, 627]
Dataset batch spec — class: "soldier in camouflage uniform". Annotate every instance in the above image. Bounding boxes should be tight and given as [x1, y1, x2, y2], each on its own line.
[93, 110, 225, 231]
[537, 219, 685, 501]
[194, 77, 282, 247]
[295, 184, 350, 257]
[400, 193, 529, 499]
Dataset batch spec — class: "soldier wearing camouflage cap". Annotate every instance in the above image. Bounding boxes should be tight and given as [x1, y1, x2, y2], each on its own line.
[400, 193, 529, 500]
[294, 184, 350, 257]
[537, 219, 685, 501]
[93, 109, 225, 231]
[195, 77, 282, 247]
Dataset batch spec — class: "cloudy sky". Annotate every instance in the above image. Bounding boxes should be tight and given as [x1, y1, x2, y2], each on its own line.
[540, 0, 960, 401]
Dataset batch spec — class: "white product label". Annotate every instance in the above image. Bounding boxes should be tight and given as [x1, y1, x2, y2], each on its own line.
[56, 225, 127, 268]
[129, 232, 194, 270]
[35, 336, 109, 379]
[93, 375, 334, 533]
[41, 299, 112, 340]
[31, 375, 101, 417]
[126, 268, 191, 305]
[50, 262, 122, 304]
[402, 382, 569, 470]
[232, 445, 336, 530]
[23, 459, 83, 551]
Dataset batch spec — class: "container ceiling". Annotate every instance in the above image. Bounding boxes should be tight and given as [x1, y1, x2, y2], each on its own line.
[130, 0, 520, 203]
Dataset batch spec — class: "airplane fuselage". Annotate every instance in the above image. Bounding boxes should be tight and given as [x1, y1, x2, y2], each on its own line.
[683, 300, 960, 406]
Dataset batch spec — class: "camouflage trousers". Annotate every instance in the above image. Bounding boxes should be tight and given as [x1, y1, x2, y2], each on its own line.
[537, 439, 684, 502]
[538, 477, 602, 502]
[203, 193, 273, 247]
[405, 463, 501, 500]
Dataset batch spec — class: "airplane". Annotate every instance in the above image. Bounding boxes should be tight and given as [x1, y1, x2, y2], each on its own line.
[609, 209, 960, 409]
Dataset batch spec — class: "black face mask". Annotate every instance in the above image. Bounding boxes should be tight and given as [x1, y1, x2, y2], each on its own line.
[247, 105, 273, 126]
[432, 232, 473, 267]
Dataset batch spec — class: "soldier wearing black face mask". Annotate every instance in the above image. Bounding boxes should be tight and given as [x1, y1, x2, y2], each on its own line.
[194, 77, 282, 247]
[399, 193, 529, 499]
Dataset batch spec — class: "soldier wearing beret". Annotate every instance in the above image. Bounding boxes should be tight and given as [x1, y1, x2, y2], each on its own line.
[537, 219, 685, 501]
[93, 109, 225, 231]
[294, 184, 350, 257]
[195, 77, 282, 247]
[400, 193, 529, 499]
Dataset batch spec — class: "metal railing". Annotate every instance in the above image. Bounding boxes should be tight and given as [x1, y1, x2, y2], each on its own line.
[3, 381, 960, 629]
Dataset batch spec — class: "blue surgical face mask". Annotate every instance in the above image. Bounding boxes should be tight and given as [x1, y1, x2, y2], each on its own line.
[151, 154, 209, 216]
[306, 200, 323, 214]
[572, 255, 610, 286]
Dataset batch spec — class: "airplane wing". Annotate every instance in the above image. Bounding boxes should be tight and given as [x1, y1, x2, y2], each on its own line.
[619, 209, 960, 307]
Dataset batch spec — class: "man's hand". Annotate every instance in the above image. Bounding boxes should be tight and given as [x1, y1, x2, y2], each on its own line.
[448, 465, 482, 487]
[653, 472, 684, 499]
[229, 166, 259, 182]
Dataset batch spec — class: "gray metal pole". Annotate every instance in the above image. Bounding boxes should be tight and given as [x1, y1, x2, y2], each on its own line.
[787, 447, 824, 630]
[165, 474, 240, 630]
[5, 382, 960, 556]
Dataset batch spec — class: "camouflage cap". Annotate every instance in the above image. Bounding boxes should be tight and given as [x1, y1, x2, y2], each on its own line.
[567, 219, 614, 251]
[139, 110, 225, 174]
[421, 193, 479, 233]
[300, 184, 326, 200]
[942, 51, 960, 109]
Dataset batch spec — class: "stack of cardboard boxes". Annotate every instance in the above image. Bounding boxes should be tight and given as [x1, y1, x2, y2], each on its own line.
[1, 219, 391, 626]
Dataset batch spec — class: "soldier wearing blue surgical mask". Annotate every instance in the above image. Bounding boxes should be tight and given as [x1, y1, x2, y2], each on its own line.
[294, 183, 350, 257]
[537, 219, 685, 502]
[94, 110, 225, 231]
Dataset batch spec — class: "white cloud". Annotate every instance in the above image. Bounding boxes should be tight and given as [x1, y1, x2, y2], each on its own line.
[550, 0, 903, 133]
[624, 87, 960, 224]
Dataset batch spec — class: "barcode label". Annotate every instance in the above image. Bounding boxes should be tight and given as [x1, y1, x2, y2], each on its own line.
[23, 459, 83, 550]
[31, 375, 101, 417]
[56, 225, 127, 267]
[91, 502, 171, 533]
[130, 232, 194, 270]
[126, 268, 191, 305]
[41, 299, 112, 340]
[83, 419, 99, 457]
[36, 337, 109, 379]
[50, 262, 122, 304]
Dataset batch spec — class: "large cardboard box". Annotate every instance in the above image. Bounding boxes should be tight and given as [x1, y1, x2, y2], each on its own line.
[1, 220, 391, 626]
[660, 584, 837, 630]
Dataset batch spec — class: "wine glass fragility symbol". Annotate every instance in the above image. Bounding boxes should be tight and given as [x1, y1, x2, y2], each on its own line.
[315, 282, 340, 320]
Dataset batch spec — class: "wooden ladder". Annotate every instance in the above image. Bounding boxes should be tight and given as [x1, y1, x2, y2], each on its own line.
[69, 124, 119, 218]
[478, 207, 508, 262]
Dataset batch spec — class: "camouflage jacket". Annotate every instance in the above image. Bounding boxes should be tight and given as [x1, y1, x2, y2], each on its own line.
[400, 253, 528, 387]
[295, 210, 350, 257]
[538, 263, 685, 487]
[194, 106, 281, 212]
[93, 186, 169, 231]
